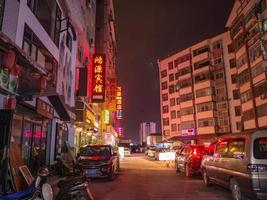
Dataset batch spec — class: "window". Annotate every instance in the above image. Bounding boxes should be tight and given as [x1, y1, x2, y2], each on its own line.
[198, 118, 214, 127]
[23, 24, 56, 71]
[197, 102, 214, 112]
[236, 122, 242, 131]
[171, 111, 176, 119]
[164, 130, 170, 136]
[196, 87, 214, 98]
[213, 41, 222, 50]
[169, 85, 175, 94]
[215, 71, 224, 80]
[178, 78, 192, 89]
[251, 63, 265, 78]
[193, 46, 209, 57]
[0, 0, 4, 30]
[175, 72, 179, 80]
[228, 139, 245, 159]
[238, 69, 250, 86]
[235, 106, 241, 116]
[249, 43, 262, 62]
[176, 97, 180, 104]
[174, 54, 191, 66]
[162, 94, 168, 101]
[171, 124, 177, 131]
[231, 74, 238, 84]
[253, 81, 267, 98]
[168, 62, 174, 70]
[194, 59, 210, 70]
[162, 105, 169, 113]
[217, 102, 227, 110]
[179, 121, 195, 130]
[179, 66, 191, 76]
[177, 110, 180, 118]
[180, 107, 194, 115]
[229, 58, 236, 68]
[180, 93, 193, 102]
[236, 53, 247, 68]
[228, 44, 234, 53]
[194, 72, 212, 83]
[254, 137, 267, 159]
[161, 70, 167, 78]
[27, 0, 61, 46]
[161, 81, 168, 90]
[233, 89, 240, 99]
[169, 73, 174, 82]
[256, 103, 267, 117]
[170, 98, 176, 106]
[66, 31, 72, 50]
[215, 141, 228, 157]
[163, 118, 169, 126]
[240, 90, 252, 103]
[243, 109, 255, 121]
[214, 57, 222, 65]
[219, 118, 229, 126]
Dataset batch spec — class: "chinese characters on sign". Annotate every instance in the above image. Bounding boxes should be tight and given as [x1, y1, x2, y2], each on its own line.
[116, 86, 122, 119]
[91, 54, 105, 102]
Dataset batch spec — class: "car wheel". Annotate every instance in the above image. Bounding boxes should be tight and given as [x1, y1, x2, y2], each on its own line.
[230, 178, 246, 200]
[185, 163, 191, 177]
[202, 169, 211, 186]
[175, 162, 180, 173]
[108, 168, 115, 181]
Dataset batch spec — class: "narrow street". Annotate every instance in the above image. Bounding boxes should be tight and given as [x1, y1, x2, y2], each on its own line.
[90, 154, 232, 200]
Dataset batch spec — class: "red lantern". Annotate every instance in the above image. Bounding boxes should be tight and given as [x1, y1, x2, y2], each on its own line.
[39, 76, 47, 93]
[3, 50, 16, 70]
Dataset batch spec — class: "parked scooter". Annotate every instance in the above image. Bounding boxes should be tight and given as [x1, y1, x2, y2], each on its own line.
[55, 176, 94, 200]
[0, 167, 53, 200]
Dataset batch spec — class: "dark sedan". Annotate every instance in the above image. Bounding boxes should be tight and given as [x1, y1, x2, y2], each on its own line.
[75, 145, 120, 180]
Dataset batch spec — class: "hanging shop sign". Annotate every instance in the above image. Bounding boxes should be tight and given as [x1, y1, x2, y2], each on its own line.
[36, 98, 54, 119]
[104, 110, 110, 124]
[91, 54, 105, 102]
[116, 86, 122, 119]
[181, 128, 195, 136]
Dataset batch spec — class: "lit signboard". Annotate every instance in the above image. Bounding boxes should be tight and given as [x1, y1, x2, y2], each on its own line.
[91, 54, 105, 102]
[104, 110, 110, 124]
[181, 128, 195, 136]
[116, 86, 122, 119]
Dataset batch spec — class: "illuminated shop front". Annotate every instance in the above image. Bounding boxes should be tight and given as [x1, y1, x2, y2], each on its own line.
[74, 100, 98, 153]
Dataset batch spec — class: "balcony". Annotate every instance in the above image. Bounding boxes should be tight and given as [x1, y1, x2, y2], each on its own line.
[196, 111, 214, 119]
[180, 114, 194, 122]
[195, 95, 214, 104]
[244, 120, 256, 130]
[192, 51, 209, 63]
[194, 80, 213, 91]
[197, 126, 216, 135]
[180, 100, 193, 108]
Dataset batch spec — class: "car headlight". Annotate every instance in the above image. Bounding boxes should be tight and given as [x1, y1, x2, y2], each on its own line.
[42, 183, 53, 200]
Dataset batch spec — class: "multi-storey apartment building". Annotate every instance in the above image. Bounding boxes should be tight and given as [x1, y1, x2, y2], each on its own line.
[226, 0, 267, 131]
[139, 122, 156, 145]
[158, 32, 237, 144]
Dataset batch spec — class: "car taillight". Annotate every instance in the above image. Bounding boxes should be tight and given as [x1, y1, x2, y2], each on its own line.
[193, 148, 197, 155]
[247, 164, 267, 172]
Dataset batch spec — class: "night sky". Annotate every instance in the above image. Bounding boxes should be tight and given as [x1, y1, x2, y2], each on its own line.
[113, 0, 234, 144]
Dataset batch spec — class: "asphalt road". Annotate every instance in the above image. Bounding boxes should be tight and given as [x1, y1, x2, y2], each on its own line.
[89, 154, 232, 200]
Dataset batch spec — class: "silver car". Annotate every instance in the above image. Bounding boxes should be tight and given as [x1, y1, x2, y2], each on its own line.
[201, 130, 267, 200]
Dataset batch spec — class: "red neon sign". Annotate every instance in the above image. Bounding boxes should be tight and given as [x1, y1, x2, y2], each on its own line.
[91, 54, 105, 102]
[116, 86, 122, 119]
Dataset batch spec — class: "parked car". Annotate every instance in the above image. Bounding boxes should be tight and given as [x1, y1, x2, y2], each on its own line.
[124, 147, 131, 156]
[75, 144, 120, 180]
[175, 144, 209, 177]
[201, 130, 267, 200]
[147, 146, 156, 158]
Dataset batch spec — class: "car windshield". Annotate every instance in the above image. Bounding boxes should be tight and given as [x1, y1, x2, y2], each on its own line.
[254, 137, 267, 159]
[80, 146, 111, 157]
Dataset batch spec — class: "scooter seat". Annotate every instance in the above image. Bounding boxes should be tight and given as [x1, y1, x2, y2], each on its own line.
[57, 176, 86, 189]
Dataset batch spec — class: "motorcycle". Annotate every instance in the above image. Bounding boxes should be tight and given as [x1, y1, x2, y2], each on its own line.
[0, 167, 53, 200]
[55, 176, 94, 200]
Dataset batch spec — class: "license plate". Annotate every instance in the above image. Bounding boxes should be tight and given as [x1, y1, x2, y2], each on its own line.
[85, 169, 97, 175]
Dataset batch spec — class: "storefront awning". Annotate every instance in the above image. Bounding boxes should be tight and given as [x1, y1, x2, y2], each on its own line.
[48, 95, 73, 121]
